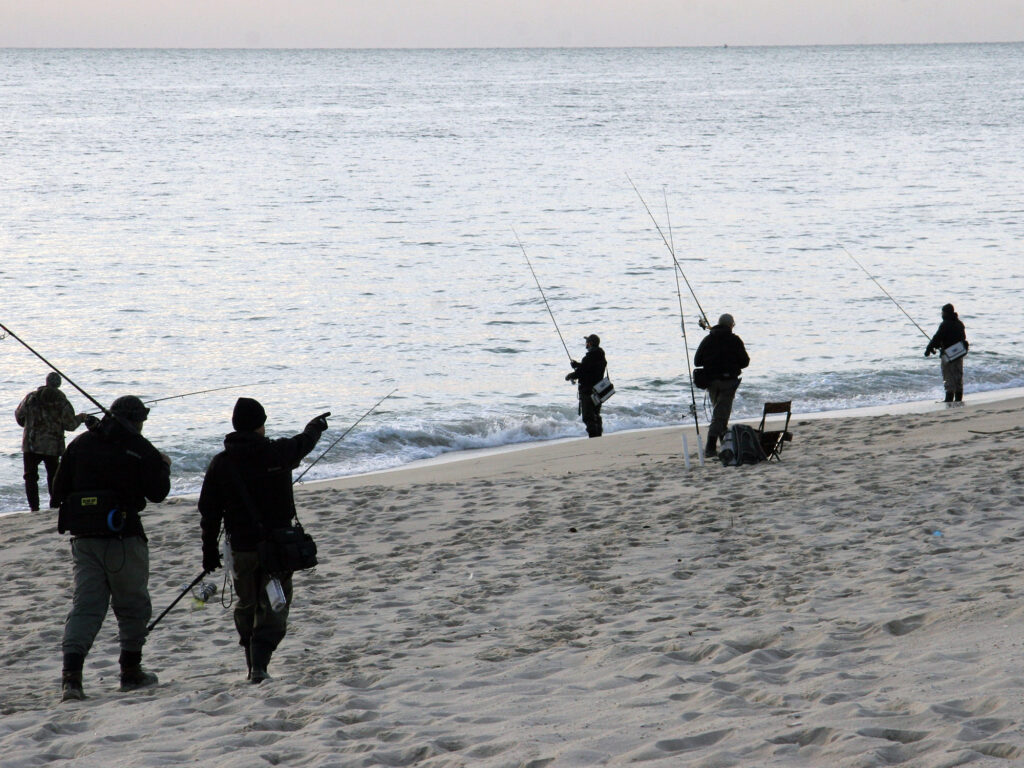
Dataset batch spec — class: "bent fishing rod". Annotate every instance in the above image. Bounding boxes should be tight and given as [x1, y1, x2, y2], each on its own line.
[664, 189, 703, 445]
[626, 174, 712, 330]
[0, 322, 110, 416]
[839, 245, 931, 340]
[293, 388, 399, 485]
[512, 227, 574, 363]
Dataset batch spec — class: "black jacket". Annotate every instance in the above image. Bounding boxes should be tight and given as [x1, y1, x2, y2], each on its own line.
[694, 324, 750, 381]
[927, 312, 968, 355]
[51, 417, 170, 539]
[199, 424, 322, 553]
[567, 346, 607, 394]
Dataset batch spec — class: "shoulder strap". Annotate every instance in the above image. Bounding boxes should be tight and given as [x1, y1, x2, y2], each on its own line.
[223, 454, 301, 533]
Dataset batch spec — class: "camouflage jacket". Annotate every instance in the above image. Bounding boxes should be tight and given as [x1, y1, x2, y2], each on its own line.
[15, 386, 82, 456]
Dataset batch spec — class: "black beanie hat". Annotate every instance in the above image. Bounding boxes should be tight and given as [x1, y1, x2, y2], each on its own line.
[232, 397, 267, 432]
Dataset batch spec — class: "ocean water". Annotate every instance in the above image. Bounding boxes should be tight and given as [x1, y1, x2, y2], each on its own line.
[2, 45, 1022, 513]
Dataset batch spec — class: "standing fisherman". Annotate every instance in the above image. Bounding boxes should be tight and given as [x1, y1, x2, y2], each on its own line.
[925, 303, 969, 403]
[565, 334, 607, 438]
[694, 314, 750, 458]
[53, 396, 172, 701]
[14, 373, 90, 511]
[198, 398, 328, 683]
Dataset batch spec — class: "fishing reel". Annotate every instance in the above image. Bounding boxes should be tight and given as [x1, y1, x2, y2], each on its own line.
[697, 316, 710, 331]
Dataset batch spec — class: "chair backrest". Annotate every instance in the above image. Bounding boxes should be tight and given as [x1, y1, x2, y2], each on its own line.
[758, 401, 792, 432]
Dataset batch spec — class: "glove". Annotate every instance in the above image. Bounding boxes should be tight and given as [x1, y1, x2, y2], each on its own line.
[202, 545, 221, 574]
[565, 372, 577, 382]
[306, 411, 330, 434]
[80, 413, 100, 430]
[924, 347, 934, 357]
[570, 360, 581, 370]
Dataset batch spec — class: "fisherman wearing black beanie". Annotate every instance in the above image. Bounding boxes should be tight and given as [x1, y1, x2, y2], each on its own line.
[198, 398, 329, 683]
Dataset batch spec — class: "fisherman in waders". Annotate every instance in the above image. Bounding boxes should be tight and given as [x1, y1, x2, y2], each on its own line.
[925, 303, 968, 403]
[197, 398, 328, 683]
[53, 395, 172, 702]
[694, 314, 750, 458]
[14, 372, 90, 511]
[566, 334, 607, 438]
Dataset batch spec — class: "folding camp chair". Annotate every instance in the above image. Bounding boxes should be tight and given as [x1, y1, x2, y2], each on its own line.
[757, 401, 793, 461]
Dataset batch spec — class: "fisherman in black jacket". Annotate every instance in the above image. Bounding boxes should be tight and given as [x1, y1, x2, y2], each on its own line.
[925, 303, 969, 403]
[566, 334, 607, 438]
[52, 395, 172, 702]
[694, 314, 750, 458]
[198, 398, 328, 683]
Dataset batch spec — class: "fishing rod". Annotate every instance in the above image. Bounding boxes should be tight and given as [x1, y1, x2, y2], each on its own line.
[626, 174, 712, 330]
[512, 227, 574, 362]
[664, 188, 703, 449]
[293, 388, 399, 485]
[147, 570, 206, 634]
[840, 245, 931, 340]
[0, 322, 110, 416]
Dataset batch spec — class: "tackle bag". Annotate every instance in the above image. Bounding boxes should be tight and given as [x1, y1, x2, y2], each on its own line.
[58, 490, 126, 537]
[258, 523, 318, 575]
[693, 368, 712, 390]
[590, 375, 615, 406]
[941, 341, 968, 363]
[718, 425, 767, 467]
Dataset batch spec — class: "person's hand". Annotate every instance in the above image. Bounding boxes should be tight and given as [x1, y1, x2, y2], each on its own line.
[570, 360, 581, 369]
[565, 372, 576, 382]
[306, 412, 330, 433]
[80, 413, 100, 429]
[924, 347, 934, 357]
[202, 546, 221, 574]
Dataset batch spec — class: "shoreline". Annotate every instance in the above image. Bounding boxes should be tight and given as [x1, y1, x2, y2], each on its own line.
[4, 385, 1023, 518]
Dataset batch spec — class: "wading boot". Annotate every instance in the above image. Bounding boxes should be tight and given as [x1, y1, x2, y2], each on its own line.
[61, 670, 85, 702]
[250, 644, 273, 685]
[119, 650, 158, 691]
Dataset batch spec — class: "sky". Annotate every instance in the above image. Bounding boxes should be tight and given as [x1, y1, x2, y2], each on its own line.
[1, 0, 1023, 48]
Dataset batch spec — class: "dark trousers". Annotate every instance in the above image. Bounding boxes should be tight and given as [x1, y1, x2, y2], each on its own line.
[231, 550, 292, 666]
[706, 378, 740, 448]
[23, 452, 60, 511]
[580, 391, 603, 437]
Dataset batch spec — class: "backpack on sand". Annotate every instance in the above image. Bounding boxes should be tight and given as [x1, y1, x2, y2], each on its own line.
[718, 424, 767, 466]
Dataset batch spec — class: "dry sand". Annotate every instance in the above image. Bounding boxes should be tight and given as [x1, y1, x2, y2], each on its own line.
[2, 396, 1023, 767]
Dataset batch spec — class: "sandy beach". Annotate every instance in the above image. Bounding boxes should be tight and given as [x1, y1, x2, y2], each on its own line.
[2, 395, 1023, 767]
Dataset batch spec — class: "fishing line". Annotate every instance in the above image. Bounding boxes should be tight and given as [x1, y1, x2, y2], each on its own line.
[839, 245, 931, 340]
[512, 227, 573, 362]
[86, 381, 271, 415]
[627, 174, 711, 330]
[293, 388, 398, 485]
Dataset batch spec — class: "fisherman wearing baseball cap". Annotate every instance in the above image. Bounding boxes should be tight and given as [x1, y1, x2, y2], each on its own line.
[53, 394, 172, 702]
[565, 333, 608, 438]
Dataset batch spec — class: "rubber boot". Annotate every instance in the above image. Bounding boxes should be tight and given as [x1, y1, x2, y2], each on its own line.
[944, 390, 954, 403]
[244, 645, 252, 681]
[250, 643, 274, 684]
[955, 390, 963, 402]
[704, 437, 717, 459]
[61, 652, 86, 702]
[119, 650, 158, 691]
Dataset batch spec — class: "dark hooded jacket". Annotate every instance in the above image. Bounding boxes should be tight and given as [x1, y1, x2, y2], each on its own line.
[694, 324, 750, 381]
[568, 346, 607, 394]
[198, 424, 322, 553]
[927, 307, 968, 355]
[51, 416, 170, 538]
